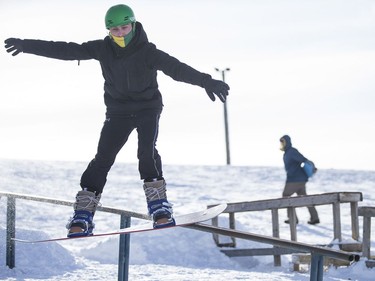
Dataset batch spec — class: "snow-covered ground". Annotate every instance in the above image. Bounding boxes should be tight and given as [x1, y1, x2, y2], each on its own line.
[0, 159, 374, 280]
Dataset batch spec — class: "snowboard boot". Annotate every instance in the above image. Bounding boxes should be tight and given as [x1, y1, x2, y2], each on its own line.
[66, 189, 101, 238]
[143, 179, 176, 228]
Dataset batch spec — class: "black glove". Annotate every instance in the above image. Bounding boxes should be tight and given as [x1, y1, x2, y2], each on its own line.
[203, 78, 230, 103]
[4, 38, 23, 56]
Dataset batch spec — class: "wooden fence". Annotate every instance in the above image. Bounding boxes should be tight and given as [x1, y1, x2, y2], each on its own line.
[209, 192, 363, 266]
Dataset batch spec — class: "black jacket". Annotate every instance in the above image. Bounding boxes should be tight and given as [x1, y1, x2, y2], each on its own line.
[21, 22, 211, 115]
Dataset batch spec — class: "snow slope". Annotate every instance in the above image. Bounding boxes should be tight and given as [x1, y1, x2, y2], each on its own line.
[0, 159, 374, 280]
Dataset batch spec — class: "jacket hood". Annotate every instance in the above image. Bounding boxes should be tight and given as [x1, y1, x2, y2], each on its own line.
[280, 135, 292, 150]
[133, 22, 148, 45]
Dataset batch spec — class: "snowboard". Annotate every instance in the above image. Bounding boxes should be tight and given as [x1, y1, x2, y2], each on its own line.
[13, 203, 227, 243]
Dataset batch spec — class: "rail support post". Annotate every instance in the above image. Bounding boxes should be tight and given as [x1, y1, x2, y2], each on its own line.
[310, 253, 324, 281]
[6, 196, 16, 269]
[118, 214, 131, 281]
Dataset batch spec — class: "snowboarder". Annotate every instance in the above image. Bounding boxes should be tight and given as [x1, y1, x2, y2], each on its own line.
[4, 4, 230, 237]
[279, 135, 320, 225]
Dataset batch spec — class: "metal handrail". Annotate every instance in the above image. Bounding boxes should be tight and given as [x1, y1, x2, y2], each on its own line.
[0, 191, 149, 219]
[0, 191, 149, 281]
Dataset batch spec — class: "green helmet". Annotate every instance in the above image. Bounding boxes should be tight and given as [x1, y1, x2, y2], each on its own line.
[105, 4, 136, 29]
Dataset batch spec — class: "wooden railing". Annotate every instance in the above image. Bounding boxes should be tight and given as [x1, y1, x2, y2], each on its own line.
[209, 192, 363, 266]
[186, 223, 359, 281]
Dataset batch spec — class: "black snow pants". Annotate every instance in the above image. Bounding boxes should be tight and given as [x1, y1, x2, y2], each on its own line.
[80, 110, 163, 194]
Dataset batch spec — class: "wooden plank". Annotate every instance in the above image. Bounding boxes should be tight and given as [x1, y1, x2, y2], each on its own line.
[358, 207, 375, 217]
[185, 223, 360, 262]
[221, 247, 300, 257]
[338, 192, 363, 202]
[213, 192, 362, 213]
[365, 260, 375, 268]
[340, 243, 362, 252]
[293, 253, 351, 268]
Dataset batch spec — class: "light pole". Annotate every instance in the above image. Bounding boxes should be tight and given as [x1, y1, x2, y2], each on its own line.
[215, 67, 231, 165]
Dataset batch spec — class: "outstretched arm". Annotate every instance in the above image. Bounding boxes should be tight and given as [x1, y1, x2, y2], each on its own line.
[146, 45, 230, 103]
[4, 38, 101, 61]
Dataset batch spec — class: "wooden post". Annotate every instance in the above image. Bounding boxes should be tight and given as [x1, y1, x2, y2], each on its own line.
[229, 212, 236, 247]
[350, 202, 360, 240]
[211, 213, 236, 247]
[332, 202, 342, 242]
[211, 216, 219, 246]
[271, 209, 281, 266]
[358, 207, 375, 260]
[362, 216, 371, 259]
[288, 207, 297, 241]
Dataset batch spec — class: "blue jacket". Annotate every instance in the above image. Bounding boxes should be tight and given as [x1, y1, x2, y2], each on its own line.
[281, 135, 308, 183]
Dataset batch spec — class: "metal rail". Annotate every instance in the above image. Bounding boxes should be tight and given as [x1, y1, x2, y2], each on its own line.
[0, 191, 149, 281]
[0, 191, 149, 219]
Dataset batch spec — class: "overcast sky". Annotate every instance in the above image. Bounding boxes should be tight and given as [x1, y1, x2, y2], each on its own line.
[1, 0, 374, 171]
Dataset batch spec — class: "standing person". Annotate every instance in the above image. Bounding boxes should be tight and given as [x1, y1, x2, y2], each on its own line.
[279, 135, 320, 225]
[4, 4, 229, 237]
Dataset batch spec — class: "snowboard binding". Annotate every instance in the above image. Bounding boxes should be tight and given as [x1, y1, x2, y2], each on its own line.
[148, 199, 176, 229]
[67, 210, 95, 237]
